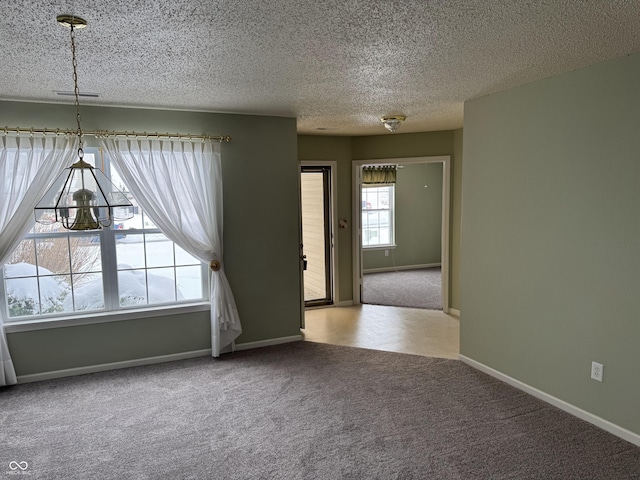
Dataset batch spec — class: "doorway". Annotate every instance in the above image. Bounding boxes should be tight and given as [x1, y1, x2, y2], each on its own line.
[353, 156, 451, 312]
[300, 164, 335, 308]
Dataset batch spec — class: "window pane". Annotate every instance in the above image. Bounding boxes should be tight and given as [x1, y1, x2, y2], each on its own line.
[379, 227, 391, 245]
[362, 192, 372, 209]
[5, 240, 36, 275]
[118, 269, 148, 307]
[148, 268, 176, 304]
[69, 273, 104, 312]
[69, 235, 102, 273]
[366, 229, 379, 245]
[370, 190, 381, 209]
[116, 234, 145, 269]
[142, 212, 157, 229]
[41, 274, 72, 314]
[6, 277, 40, 317]
[36, 238, 70, 274]
[175, 245, 199, 266]
[145, 234, 174, 268]
[379, 189, 390, 208]
[379, 210, 390, 227]
[118, 215, 143, 230]
[177, 266, 204, 300]
[366, 211, 379, 228]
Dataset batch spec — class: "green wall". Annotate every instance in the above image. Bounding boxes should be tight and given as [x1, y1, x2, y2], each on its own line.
[1, 101, 302, 376]
[461, 53, 640, 435]
[297, 136, 353, 303]
[362, 163, 442, 270]
[298, 130, 462, 310]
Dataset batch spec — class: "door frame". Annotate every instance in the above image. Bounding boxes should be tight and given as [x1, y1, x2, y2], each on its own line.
[299, 161, 338, 313]
[352, 155, 451, 312]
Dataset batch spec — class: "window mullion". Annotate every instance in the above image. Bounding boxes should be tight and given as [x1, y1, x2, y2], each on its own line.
[101, 228, 119, 310]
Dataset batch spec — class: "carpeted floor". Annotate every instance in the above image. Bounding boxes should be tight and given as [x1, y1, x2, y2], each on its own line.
[1, 342, 639, 479]
[363, 267, 442, 310]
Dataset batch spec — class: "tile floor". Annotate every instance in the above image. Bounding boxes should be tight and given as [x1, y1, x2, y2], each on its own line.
[302, 304, 460, 359]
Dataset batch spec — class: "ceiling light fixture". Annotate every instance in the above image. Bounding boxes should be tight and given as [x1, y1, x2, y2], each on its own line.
[380, 115, 406, 133]
[35, 15, 133, 231]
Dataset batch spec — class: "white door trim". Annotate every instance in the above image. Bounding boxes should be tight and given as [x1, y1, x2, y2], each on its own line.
[352, 155, 451, 313]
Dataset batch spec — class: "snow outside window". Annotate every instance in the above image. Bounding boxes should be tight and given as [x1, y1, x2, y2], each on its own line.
[0, 150, 208, 321]
[362, 185, 395, 248]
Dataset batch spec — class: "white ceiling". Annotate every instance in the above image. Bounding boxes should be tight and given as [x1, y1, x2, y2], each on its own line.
[2, 1, 640, 136]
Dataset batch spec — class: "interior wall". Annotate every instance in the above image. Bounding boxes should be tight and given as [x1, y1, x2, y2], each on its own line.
[451, 129, 463, 310]
[362, 163, 443, 270]
[461, 53, 640, 435]
[1, 101, 301, 376]
[297, 136, 353, 303]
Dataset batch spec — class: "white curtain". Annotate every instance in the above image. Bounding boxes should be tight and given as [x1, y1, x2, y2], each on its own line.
[0, 135, 77, 386]
[100, 138, 241, 357]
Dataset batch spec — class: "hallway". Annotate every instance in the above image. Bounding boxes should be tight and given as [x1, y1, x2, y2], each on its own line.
[302, 304, 459, 359]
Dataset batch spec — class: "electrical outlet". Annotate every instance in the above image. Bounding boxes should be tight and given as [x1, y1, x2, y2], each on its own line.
[591, 361, 603, 382]
[385, 250, 389, 257]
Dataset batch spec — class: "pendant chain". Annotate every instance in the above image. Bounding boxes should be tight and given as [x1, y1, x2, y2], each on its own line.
[69, 24, 84, 159]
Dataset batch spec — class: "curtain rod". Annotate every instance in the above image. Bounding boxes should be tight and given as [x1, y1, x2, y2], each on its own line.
[2, 126, 231, 143]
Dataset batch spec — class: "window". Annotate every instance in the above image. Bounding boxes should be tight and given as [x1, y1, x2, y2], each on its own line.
[1, 149, 208, 321]
[362, 185, 395, 247]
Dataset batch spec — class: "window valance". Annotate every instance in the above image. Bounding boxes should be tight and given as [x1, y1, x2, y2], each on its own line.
[362, 165, 396, 184]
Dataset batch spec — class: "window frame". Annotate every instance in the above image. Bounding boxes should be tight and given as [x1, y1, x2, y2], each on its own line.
[0, 147, 210, 326]
[361, 183, 396, 249]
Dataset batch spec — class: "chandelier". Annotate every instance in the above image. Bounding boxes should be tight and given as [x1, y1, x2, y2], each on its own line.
[34, 15, 133, 230]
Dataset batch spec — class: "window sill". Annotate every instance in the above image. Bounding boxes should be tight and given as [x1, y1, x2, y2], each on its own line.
[4, 302, 211, 333]
[362, 245, 396, 251]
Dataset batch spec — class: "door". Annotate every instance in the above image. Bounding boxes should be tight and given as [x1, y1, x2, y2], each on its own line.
[300, 166, 333, 307]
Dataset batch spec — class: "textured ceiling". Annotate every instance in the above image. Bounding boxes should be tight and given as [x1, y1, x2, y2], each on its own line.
[2, 1, 640, 136]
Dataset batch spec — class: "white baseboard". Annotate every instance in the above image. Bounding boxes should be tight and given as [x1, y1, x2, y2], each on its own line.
[363, 263, 441, 274]
[459, 355, 640, 447]
[235, 335, 302, 351]
[17, 348, 212, 384]
[448, 308, 460, 316]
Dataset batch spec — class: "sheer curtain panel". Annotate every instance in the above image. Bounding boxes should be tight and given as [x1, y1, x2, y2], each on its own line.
[100, 138, 241, 357]
[0, 135, 77, 386]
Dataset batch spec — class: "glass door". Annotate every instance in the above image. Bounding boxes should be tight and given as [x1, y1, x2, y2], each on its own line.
[300, 166, 333, 307]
